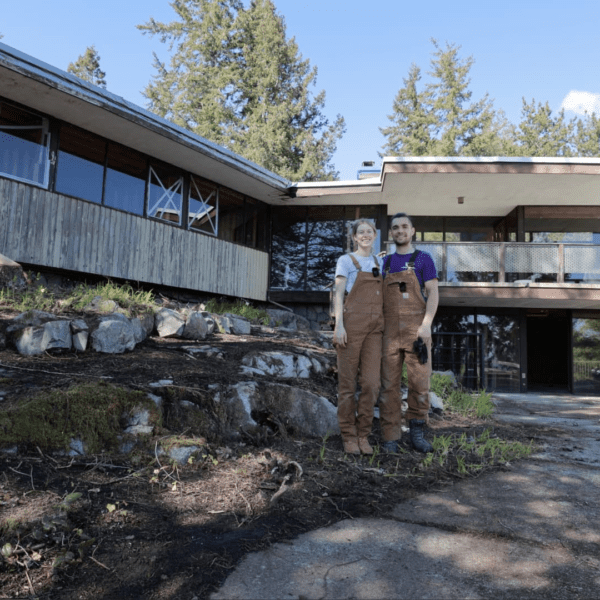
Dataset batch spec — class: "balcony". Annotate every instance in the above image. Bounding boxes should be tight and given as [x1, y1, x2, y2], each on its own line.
[384, 242, 600, 309]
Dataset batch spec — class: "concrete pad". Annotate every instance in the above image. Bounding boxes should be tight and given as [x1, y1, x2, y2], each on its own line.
[393, 461, 600, 547]
[211, 518, 582, 600]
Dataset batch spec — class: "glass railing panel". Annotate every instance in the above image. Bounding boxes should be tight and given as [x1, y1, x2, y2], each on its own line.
[446, 244, 500, 283]
[564, 245, 600, 283]
[505, 244, 558, 283]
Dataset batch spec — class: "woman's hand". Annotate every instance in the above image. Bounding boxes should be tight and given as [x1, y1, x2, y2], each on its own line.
[333, 325, 347, 348]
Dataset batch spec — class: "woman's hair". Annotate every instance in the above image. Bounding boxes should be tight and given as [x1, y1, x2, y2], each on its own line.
[348, 219, 377, 252]
[390, 212, 414, 227]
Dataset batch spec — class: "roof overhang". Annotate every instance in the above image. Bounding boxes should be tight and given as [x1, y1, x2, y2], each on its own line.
[291, 156, 600, 216]
[0, 43, 291, 204]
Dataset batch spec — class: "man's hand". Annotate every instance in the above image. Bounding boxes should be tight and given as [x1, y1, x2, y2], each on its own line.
[333, 325, 347, 348]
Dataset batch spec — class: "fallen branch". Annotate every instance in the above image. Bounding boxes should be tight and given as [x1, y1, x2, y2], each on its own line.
[269, 474, 291, 506]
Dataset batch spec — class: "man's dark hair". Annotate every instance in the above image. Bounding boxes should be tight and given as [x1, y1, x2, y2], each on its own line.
[390, 212, 414, 227]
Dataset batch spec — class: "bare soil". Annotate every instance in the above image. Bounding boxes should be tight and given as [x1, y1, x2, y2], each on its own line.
[0, 313, 540, 600]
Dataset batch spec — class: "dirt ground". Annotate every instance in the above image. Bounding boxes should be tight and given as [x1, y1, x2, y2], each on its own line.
[0, 313, 542, 600]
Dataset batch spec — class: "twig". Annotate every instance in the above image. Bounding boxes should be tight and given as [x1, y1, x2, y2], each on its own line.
[9, 466, 36, 490]
[325, 496, 354, 520]
[270, 474, 291, 505]
[0, 361, 100, 378]
[89, 555, 111, 570]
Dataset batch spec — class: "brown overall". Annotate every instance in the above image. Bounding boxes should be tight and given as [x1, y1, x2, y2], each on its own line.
[336, 254, 384, 441]
[379, 263, 431, 442]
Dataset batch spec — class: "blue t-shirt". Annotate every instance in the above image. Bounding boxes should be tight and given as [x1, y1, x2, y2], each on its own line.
[335, 253, 384, 294]
[382, 250, 438, 289]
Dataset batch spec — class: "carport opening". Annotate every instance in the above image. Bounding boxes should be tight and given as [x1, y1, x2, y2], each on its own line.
[527, 313, 570, 391]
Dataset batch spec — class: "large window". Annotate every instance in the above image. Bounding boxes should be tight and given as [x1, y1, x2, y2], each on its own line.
[56, 124, 105, 203]
[573, 317, 600, 395]
[0, 101, 49, 186]
[189, 175, 218, 236]
[148, 163, 183, 224]
[104, 143, 146, 216]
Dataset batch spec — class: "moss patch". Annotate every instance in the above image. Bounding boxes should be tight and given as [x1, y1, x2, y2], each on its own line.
[0, 382, 155, 453]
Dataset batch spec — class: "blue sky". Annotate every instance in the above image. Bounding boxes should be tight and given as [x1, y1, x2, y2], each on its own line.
[2, 0, 600, 181]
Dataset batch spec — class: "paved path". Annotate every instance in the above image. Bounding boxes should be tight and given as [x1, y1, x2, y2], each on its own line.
[211, 393, 600, 600]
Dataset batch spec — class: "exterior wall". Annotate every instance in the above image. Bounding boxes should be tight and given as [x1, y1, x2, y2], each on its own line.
[0, 178, 269, 301]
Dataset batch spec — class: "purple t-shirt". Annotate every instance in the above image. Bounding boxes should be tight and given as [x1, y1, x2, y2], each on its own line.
[383, 250, 438, 289]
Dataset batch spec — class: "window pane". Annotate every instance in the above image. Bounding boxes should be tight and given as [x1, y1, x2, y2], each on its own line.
[148, 163, 183, 224]
[55, 125, 105, 203]
[218, 187, 244, 243]
[104, 143, 146, 215]
[478, 313, 520, 392]
[271, 207, 307, 290]
[243, 198, 269, 250]
[573, 318, 600, 395]
[0, 101, 49, 185]
[189, 175, 218, 235]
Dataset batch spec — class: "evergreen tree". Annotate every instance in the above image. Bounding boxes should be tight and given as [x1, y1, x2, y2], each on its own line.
[67, 46, 107, 88]
[138, 0, 344, 181]
[573, 113, 600, 156]
[381, 41, 507, 157]
[510, 99, 574, 156]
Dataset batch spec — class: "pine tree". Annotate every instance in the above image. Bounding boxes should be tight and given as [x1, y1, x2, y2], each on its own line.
[138, 0, 344, 181]
[573, 113, 600, 156]
[381, 41, 507, 157]
[510, 99, 574, 156]
[67, 46, 107, 88]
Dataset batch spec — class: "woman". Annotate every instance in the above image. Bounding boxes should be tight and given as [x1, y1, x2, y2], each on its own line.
[333, 219, 384, 455]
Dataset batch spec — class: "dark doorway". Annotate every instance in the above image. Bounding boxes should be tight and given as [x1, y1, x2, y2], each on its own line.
[526, 312, 570, 391]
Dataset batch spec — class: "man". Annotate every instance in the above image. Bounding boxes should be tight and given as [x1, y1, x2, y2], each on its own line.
[380, 213, 439, 453]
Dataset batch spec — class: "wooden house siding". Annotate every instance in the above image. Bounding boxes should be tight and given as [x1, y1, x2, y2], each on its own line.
[0, 178, 269, 300]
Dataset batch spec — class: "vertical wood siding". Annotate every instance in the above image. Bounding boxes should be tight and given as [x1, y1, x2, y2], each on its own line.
[0, 179, 269, 301]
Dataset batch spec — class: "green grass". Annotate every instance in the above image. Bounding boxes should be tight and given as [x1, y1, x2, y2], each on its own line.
[0, 274, 156, 316]
[0, 382, 158, 453]
[204, 298, 270, 325]
[444, 388, 494, 419]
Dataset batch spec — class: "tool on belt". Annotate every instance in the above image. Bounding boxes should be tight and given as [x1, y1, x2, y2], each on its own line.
[413, 337, 428, 364]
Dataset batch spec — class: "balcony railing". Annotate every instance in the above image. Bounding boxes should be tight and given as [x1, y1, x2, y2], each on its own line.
[384, 242, 600, 284]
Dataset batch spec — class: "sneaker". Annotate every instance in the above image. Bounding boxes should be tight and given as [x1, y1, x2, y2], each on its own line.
[358, 437, 373, 455]
[382, 440, 399, 454]
[343, 438, 360, 455]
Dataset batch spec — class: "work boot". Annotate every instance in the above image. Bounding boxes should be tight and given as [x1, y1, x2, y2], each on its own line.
[382, 439, 399, 454]
[343, 438, 360, 455]
[358, 437, 373, 455]
[409, 419, 433, 453]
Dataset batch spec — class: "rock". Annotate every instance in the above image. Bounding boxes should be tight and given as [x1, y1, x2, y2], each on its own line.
[182, 346, 223, 359]
[200, 312, 216, 335]
[182, 312, 209, 340]
[91, 313, 136, 353]
[7, 310, 55, 334]
[265, 309, 312, 331]
[223, 313, 252, 335]
[155, 308, 185, 337]
[138, 313, 155, 336]
[0, 254, 27, 290]
[42, 320, 72, 351]
[130, 317, 146, 344]
[85, 296, 120, 313]
[219, 381, 338, 439]
[0, 332, 6, 351]
[430, 391, 444, 411]
[213, 314, 232, 334]
[166, 446, 201, 465]
[149, 379, 173, 388]
[72, 331, 88, 352]
[241, 351, 320, 379]
[14, 326, 46, 356]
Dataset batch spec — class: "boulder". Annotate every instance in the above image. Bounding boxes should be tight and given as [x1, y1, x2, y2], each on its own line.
[70, 319, 89, 352]
[265, 309, 311, 331]
[182, 312, 209, 340]
[0, 254, 27, 290]
[155, 308, 185, 338]
[212, 314, 232, 334]
[138, 313, 155, 336]
[91, 313, 136, 354]
[218, 381, 338, 439]
[241, 350, 322, 379]
[42, 320, 72, 351]
[223, 313, 252, 335]
[7, 310, 56, 334]
[14, 326, 46, 356]
[130, 317, 146, 344]
[85, 296, 120, 313]
[200, 312, 216, 335]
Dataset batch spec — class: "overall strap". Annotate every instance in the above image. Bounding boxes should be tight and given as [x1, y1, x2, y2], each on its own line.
[382, 254, 393, 274]
[348, 253, 364, 270]
[407, 249, 421, 269]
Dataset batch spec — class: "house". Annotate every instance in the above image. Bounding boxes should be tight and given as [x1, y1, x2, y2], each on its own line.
[1, 42, 599, 395]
